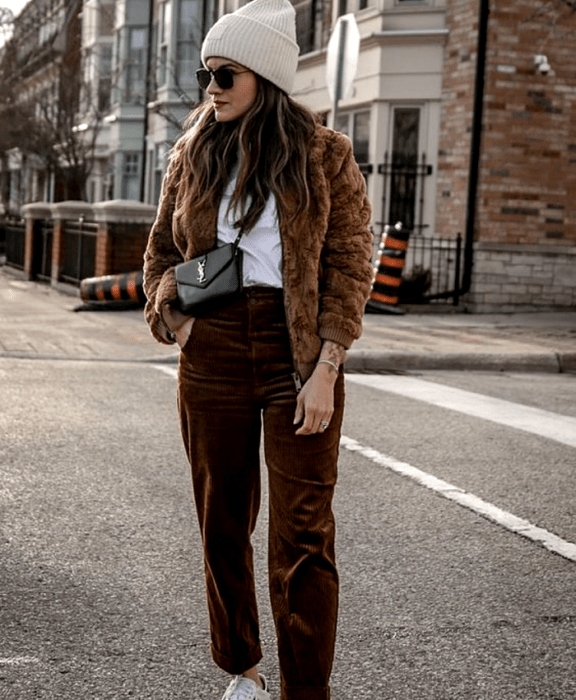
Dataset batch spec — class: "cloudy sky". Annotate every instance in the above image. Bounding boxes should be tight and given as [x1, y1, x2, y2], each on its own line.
[0, 0, 28, 45]
[2, 0, 29, 18]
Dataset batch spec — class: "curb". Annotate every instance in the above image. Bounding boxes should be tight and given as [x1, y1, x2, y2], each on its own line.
[0, 351, 180, 364]
[345, 350, 574, 373]
[2, 350, 573, 374]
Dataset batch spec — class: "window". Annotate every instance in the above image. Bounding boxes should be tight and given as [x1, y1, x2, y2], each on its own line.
[124, 27, 147, 103]
[337, 0, 374, 16]
[121, 153, 140, 200]
[176, 0, 201, 83]
[389, 107, 420, 230]
[335, 110, 371, 165]
[153, 143, 168, 204]
[98, 45, 112, 112]
[221, 0, 249, 14]
[158, 2, 171, 86]
[294, 0, 322, 54]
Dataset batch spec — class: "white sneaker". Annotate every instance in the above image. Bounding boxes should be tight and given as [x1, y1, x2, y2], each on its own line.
[221, 674, 270, 700]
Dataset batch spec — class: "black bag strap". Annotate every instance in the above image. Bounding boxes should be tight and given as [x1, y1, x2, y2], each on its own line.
[232, 230, 243, 250]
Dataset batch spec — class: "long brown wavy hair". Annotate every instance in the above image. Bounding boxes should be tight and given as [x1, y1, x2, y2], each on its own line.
[172, 78, 319, 234]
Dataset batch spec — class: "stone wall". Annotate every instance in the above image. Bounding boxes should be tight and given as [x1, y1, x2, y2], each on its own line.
[469, 242, 576, 312]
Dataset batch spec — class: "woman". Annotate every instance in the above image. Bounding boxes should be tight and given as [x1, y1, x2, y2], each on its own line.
[143, 1, 373, 698]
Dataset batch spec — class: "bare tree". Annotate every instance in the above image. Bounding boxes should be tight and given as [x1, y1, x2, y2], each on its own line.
[0, 0, 105, 204]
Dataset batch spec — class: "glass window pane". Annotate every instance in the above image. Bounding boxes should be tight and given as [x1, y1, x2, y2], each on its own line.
[353, 111, 370, 163]
[392, 108, 419, 166]
[294, 0, 314, 54]
[177, 0, 200, 81]
[389, 107, 420, 229]
[335, 113, 349, 136]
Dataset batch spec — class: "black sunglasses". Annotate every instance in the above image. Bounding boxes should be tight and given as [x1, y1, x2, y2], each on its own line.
[196, 67, 250, 90]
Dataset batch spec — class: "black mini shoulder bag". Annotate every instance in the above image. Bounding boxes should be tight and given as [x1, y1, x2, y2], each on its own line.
[175, 231, 243, 315]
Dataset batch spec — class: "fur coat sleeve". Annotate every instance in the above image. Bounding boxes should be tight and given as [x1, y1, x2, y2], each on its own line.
[318, 130, 373, 348]
[142, 155, 184, 344]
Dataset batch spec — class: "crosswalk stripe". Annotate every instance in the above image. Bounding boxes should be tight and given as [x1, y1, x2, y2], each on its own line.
[346, 374, 576, 448]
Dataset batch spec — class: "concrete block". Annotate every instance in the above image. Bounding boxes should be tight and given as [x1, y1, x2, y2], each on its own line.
[476, 261, 507, 275]
[502, 284, 528, 295]
[508, 265, 533, 277]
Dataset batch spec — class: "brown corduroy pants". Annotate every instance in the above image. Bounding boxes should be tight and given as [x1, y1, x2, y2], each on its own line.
[177, 287, 344, 700]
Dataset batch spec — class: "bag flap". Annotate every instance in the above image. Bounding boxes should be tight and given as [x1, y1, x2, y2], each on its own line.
[175, 243, 236, 289]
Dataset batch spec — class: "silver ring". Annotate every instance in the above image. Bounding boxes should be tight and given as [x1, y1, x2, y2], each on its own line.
[320, 421, 330, 430]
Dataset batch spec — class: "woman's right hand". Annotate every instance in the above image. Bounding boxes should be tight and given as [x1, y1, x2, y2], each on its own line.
[161, 304, 195, 348]
[173, 317, 195, 348]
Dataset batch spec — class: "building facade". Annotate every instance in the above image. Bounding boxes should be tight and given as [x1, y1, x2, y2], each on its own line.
[436, 0, 576, 310]
[0, 0, 84, 209]
[2, 0, 575, 310]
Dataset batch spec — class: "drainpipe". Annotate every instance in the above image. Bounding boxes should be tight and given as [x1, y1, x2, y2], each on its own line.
[140, 0, 155, 202]
[461, 0, 490, 294]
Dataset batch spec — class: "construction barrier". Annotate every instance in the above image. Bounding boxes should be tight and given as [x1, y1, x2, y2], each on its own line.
[80, 270, 146, 306]
[365, 222, 410, 315]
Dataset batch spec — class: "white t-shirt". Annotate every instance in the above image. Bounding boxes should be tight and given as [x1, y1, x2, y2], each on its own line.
[217, 171, 283, 289]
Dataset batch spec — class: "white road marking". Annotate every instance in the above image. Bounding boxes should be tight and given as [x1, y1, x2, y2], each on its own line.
[341, 436, 576, 563]
[0, 656, 41, 665]
[155, 365, 178, 379]
[346, 374, 576, 449]
[153, 365, 576, 562]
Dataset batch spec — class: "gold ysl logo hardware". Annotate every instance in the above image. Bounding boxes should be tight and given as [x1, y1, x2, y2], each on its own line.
[197, 257, 207, 283]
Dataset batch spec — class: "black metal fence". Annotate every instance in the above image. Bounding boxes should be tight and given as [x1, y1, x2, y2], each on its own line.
[378, 153, 433, 235]
[400, 233, 463, 306]
[32, 220, 53, 282]
[3, 220, 26, 270]
[60, 219, 98, 285]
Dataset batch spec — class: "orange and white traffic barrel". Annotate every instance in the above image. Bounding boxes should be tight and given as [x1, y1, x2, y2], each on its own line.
[365, 222, 410, 315]
[80, 270, 145, 305]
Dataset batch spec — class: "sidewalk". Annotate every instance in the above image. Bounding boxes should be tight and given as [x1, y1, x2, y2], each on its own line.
[1, 268, 575, 372]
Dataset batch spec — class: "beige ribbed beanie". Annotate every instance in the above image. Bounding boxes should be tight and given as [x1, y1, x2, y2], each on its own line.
[201, 0, 300, 95]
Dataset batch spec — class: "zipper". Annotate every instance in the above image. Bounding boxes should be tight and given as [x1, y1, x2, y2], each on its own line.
[278, 219, 302, 393]
[291, 371, 302, 393]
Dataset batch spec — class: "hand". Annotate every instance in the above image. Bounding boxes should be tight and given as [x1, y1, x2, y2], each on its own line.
[161, 304, 194, 348]
[294, 364, 338, 436]
[173, 317, 195, 348]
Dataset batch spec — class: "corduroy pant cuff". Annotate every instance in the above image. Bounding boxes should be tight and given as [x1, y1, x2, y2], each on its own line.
[211, 641, 263, 676]
[281, 685, 331, 700]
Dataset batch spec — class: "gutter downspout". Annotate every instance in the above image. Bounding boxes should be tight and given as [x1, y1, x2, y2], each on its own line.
[461, 0, 490, 294]
[140, 0, 155, 202]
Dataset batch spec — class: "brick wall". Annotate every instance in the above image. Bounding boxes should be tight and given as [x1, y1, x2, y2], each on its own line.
[21, 201, 157, 286]
[435, 0, 479, 238]
[478, 0, 576, 248]
[436, 0, 576, 310]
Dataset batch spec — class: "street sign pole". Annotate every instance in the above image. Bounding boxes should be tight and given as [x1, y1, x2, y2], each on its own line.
[332, 19, 348, 128]
[326, 14, 360, 130]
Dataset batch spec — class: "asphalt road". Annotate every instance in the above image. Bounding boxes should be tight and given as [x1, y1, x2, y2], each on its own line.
[1, 360, 575, 700]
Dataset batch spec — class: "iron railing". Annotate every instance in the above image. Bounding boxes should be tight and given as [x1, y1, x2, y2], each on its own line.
[3, 220, 26, 270]
[32, 219, 53, 282]
[378, 153, 433, 235]
[60, 219, 98, 285]
[401, 233, 463, 306]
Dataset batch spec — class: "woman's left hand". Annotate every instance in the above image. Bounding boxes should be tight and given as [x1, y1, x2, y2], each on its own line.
[294, 364, 338, 436]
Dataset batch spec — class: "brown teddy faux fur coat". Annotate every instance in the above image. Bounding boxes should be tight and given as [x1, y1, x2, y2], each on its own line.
[143, 123, 373, 382]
